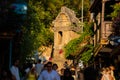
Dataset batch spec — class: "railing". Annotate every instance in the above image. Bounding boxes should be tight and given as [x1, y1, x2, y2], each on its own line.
[101, 21, 113, 39]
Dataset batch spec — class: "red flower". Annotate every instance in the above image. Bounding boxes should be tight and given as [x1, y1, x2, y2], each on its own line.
[49, 57, 52, 61]
[59, 49, 63, 54]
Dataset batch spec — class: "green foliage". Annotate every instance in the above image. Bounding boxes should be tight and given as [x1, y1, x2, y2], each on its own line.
[64, 22, 94, 62]
[83, 22, 94, 35]
[110, 3, 120, 35]
[80, 44, 94, 63]
[110, 3, 120, 18]
[64, 37, 84, 58]
[20, 0, 91, 60]
[65, 0, 90, 20]
[20, 0, 54, 59]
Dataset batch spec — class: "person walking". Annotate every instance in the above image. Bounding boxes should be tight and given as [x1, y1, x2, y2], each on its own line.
[109, 66, 116, 80]
[10, 59, 20, 80]
[26, 65, 37, 80]
[63, 61, 69, 69]
[60, 68, 64, 80]
[52, 63, 59, 72]
[35, 59, 44, 77]
[100, 67, 115, 80]
[62, 68, 74, 80]
[38, 61, 60, 80]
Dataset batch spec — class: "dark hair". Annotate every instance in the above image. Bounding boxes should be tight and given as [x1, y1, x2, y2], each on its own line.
[38, 59, 41, 63]
[52, 63, 58, 67]
[13, 59, 19, 64]
[64, 68, 72, 75]
[47, 61, 52, 65]
[63, 68, 74, 80]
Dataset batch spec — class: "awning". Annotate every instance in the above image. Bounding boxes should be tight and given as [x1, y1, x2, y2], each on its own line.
[99, 47, 112, 53]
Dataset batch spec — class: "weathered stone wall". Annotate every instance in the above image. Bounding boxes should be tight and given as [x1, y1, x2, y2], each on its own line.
[52, 7, 81, 71]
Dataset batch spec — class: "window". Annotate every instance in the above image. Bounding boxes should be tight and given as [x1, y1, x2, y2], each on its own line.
[58, 31, 62, 45]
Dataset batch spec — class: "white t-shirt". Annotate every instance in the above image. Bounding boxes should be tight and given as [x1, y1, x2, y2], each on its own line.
[35, 63, 43, 75]
[10, 66, 20, 80]
[38, 70, 60, 80]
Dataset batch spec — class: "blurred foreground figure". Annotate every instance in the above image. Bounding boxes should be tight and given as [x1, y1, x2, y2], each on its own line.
[10, 59, 20, 80]
[35, 59, 43, 77]
[38, 62, 60, 80]
[100, 66, 116, 80]
[62, 68, 74, 80]
[52, 63, 58, 71]
[26, 64, 37, 80]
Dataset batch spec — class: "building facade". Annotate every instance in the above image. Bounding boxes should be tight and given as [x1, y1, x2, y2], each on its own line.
[89, 0, 120, 68]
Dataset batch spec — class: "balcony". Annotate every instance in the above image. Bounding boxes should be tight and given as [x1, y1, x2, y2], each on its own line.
[102, 21, 113, 39]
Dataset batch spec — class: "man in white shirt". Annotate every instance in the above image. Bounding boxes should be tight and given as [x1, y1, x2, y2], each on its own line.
[10, 59, 20, 80]
[38, 61, 60, 80]
[35, 59, 43, 77]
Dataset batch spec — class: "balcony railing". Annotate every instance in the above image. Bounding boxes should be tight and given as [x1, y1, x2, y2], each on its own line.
[102, 21, 113, 39]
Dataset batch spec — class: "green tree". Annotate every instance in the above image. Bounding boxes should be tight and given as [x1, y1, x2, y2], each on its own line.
[20, 0, 55, 60]
[64, 0, 90, 21]
[111, 3, 120, 18]
[19, 0, 91, 61]
[110, 3, 120, 35]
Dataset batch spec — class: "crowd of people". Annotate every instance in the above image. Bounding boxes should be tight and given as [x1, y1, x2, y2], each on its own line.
[99, 65, 120, 80]
[0, 59, 75, 80]
[0, 58, 120, 80]
[83, 65, 120, 80]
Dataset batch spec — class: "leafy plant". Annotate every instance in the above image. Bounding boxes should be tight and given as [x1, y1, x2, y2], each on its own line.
[110, 3, 120, 35]
[110, 3, 120, 19]
[80, 44, 94, 63]
[19, 0, 54, 60]
[64, 22, 94, 62]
